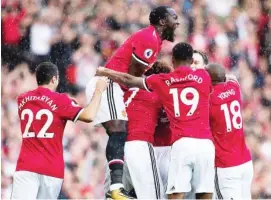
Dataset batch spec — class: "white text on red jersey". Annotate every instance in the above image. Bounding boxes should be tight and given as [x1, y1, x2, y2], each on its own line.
[18, 95, 58, 111]
[218, 89, 235, 100]
[165, 74, 203, 86]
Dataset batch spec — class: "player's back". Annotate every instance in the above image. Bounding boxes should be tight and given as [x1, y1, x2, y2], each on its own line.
[156, 67, 212, 143]
[154, 109, 171, 146]
[145, 66, 216, 195]
[16, 87, 81, 178]
[105, 25, 162, 73]
[210, 80, 251, 167]
[124, 88, 162, 144]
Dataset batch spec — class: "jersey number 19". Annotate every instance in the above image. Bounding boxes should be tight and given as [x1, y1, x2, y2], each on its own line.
[169, 87, 199, 117]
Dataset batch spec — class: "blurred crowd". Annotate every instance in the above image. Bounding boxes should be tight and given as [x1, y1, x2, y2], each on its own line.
[1, 0, 271, 199]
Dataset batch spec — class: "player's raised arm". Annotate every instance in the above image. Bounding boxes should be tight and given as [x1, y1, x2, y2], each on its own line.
[77, 77, 109, 122]
[96, 67, 145, 89]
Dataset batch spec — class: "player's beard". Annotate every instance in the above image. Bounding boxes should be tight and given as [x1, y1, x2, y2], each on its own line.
[163, 28, 175, 42]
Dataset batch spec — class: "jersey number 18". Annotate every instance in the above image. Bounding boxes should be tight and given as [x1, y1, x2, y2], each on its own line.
[221, 100, 243, 132]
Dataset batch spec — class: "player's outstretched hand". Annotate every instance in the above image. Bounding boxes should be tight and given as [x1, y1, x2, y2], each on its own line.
[95, 76, 109, 93]
[96, 67, 106, 76]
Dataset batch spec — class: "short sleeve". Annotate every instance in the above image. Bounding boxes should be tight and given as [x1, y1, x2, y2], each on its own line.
[227, 81, 241, 95]
[56, 94, 83, 122]
[132, 36, 158, 66]
[227, 79, 240, 87]
[143, 74, 161, 92]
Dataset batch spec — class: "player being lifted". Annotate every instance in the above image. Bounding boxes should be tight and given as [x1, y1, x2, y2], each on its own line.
[85, 6, 179, 199]
[96, 42, 215, 199]
[104, 61, 171, 199]
[12, 62, 109, 199]
[206, 63, 253, 200]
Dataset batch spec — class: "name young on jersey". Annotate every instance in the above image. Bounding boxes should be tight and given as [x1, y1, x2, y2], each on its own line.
[18, 95, 58, 111]
[218, 89, 235, 100]
[165, 74, 203, 86]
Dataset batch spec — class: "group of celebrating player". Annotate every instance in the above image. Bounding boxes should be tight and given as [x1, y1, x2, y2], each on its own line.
[11, 5, 253, 200]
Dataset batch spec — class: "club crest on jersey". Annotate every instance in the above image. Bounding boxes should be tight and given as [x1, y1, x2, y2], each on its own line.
[144, 49, 153, 59]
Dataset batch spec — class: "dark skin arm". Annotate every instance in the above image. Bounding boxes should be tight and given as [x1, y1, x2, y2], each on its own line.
[128, 56, 148, 77]
[96, 67, 145, 89]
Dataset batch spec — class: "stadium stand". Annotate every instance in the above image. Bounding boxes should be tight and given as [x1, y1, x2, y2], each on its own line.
[1, 0, 270, 198]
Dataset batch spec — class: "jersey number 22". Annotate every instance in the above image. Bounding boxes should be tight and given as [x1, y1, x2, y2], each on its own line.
[21, 109, 54, 138]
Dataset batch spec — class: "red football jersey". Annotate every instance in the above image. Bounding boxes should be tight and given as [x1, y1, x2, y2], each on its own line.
[105, 25, 162, 73]
[153, 109, 171, 147]
[209, 80, 251, 168]
[16, 87, 83, 178]
[144, 67, 212, 144]
[124, 88, 162, 144]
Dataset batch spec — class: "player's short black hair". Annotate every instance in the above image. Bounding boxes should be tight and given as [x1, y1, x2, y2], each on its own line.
[144, 61, 171, 76]
[149, 6, 170, 26]
[35, 62, 59, 85]
[193, 50, 209, 65]
[172, 42, 193, 62]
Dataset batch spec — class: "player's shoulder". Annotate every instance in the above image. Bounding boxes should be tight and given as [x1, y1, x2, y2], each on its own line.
[138, 88, 159, 100]
[17, 89, 36, 101]
[132, 25, 158, 41]
[53, 92, 70, 102]
[226, 79, 240, 89]
[195, 68, 211, 79]
[215, 80, 240, 91]
[211, 82, 240, 104]
[148, 72, 170, 81]
[175, 66, 209, 80]
[39, 89, 70, 104]
[175, 66, 194, 75]
[193, 69, 212, 86]
[17, 92, 27, 100]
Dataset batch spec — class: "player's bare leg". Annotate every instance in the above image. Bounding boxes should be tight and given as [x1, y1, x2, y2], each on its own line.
[196, 193, 213, 199]
[168, 192, 185, 199]
[103, 120, 134, 199]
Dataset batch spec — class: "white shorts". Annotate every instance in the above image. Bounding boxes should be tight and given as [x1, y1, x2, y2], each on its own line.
[85, 77, 128, 125]
[167, 137, 215, 195]
[125, 141, 164, 199]
[214, 160, 253, 200]
[11, 171, 63, 199]
[104, 141, 164, 199]
[155, 146, 196, 199]
[154, 146, 171, 191]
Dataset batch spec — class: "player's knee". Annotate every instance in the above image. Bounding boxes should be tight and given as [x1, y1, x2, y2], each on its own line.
[103, 120, 127, 133]
[107, 132, 127, 148]
[106, 132, 126, 158]
[106, 132, 126, 170]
